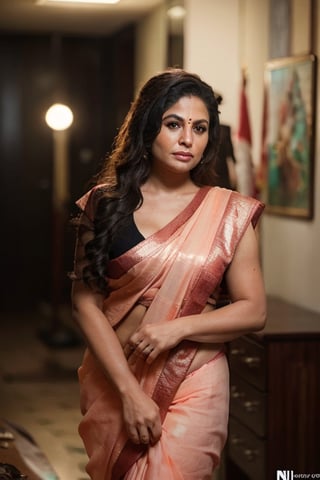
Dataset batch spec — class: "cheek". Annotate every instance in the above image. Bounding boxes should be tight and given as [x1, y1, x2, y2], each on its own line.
[152, 132, 171, 154]
[197, 136, 209, 154]
[151, 141, 164, 160]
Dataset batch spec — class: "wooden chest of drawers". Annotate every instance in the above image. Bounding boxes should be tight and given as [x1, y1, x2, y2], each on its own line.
[225, 297, 320, 480]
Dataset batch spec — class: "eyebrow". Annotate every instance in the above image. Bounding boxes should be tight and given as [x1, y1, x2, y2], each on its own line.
[162, 113, 209, 125]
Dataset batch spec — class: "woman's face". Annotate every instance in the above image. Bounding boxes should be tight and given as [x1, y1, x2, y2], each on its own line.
[151, 95, 209, 177]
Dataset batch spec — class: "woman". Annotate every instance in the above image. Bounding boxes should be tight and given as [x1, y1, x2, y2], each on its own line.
[71, 69, 266, 480]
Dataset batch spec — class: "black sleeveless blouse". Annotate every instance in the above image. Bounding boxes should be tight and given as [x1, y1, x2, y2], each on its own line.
[109, 214, 145, 260]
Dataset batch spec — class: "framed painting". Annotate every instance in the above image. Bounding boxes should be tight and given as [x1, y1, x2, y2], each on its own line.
[265, 54, 317, 219]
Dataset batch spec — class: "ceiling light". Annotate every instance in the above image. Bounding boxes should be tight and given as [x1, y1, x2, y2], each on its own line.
[37, 0, 120, 5]
[167, 6, 186, 19]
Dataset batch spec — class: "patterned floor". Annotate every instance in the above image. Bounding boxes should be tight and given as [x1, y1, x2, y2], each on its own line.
[0, 307, 90, 480]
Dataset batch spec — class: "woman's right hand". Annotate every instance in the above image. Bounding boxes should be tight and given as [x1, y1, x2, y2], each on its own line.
[120, 385, 162, 446]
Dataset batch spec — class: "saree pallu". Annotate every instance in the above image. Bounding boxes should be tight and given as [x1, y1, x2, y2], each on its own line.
[76, 186, 264, 480]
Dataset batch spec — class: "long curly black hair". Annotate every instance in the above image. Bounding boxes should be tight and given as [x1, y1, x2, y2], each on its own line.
[80, 68, 222, 294]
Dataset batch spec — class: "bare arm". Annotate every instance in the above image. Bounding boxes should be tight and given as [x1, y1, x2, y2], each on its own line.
[72, 281, 137, 392]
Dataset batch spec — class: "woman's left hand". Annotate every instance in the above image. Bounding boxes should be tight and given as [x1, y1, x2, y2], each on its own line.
[123, 322, 182, 365]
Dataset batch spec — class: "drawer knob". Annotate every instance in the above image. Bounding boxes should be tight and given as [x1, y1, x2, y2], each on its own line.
[230, 434, 243, 446]
[243, 400, 260, 412]
[230, 385, 244, 399]
[244, 448, 259, 461]
[230, 348, 245, 356]
[243, 356, 261, 367]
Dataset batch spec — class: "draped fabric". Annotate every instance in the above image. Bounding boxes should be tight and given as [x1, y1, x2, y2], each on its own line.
[124, 351, 229, 480]
[75, 186, 264, 480]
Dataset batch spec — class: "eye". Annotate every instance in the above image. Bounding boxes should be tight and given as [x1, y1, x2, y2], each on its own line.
[193, 124, 208, 134]
[165, 121, 180, 129]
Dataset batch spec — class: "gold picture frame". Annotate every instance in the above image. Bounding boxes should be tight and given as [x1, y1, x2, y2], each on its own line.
[265, 54, 317, 219]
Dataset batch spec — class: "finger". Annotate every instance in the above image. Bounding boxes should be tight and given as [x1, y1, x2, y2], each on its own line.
[132, 339, 149, 356]
[127, 426, 140, 445]
[128, 338, 144, 353]
[138, 426, 150, 445]
[127, 346, 144, 366]
[124, 337, 142, 361]
[145, 347, 158, 364]
[149, 422, 162, 445]
[123, 343, 134, 358]
[142, 345, 153, 357]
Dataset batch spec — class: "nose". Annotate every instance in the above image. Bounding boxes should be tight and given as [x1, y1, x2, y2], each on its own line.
[179, 125, 193, 147]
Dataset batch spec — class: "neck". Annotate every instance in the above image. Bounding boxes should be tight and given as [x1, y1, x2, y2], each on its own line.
[143, 171, 197, 195]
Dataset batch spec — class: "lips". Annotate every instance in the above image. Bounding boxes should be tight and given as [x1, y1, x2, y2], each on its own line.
[172, 151, 194, 161]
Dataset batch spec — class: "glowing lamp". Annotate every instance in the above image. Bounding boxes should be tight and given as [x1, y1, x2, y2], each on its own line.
[45, 103, 74, 131]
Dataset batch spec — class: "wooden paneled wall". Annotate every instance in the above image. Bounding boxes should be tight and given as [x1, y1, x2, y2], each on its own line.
[0, 27, 134, 311]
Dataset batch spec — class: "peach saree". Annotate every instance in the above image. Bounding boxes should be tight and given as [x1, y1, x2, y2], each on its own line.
[75, 186, 264, 480]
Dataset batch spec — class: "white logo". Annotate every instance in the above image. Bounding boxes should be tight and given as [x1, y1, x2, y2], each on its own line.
[277, 472, 294, 480]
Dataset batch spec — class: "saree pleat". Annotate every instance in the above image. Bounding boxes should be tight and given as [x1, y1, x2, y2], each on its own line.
[124, 353, 229, 480]
[75, 186, 264, 480]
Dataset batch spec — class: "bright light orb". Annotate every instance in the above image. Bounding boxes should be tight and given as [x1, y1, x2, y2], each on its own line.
[167, 6, 186, 19]
[45, 103, 74, 131]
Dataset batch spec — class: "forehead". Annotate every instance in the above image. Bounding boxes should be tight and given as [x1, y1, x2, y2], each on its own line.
[163, 95, 209, 119]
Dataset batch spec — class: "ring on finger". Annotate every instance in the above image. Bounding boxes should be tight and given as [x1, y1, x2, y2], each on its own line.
[143, 347, 153, 356]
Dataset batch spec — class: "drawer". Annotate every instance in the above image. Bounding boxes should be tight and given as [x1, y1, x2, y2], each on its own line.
[229, 336, 266, 391]
[228, 416, 266, 480]
[230, 373, 267, 438]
